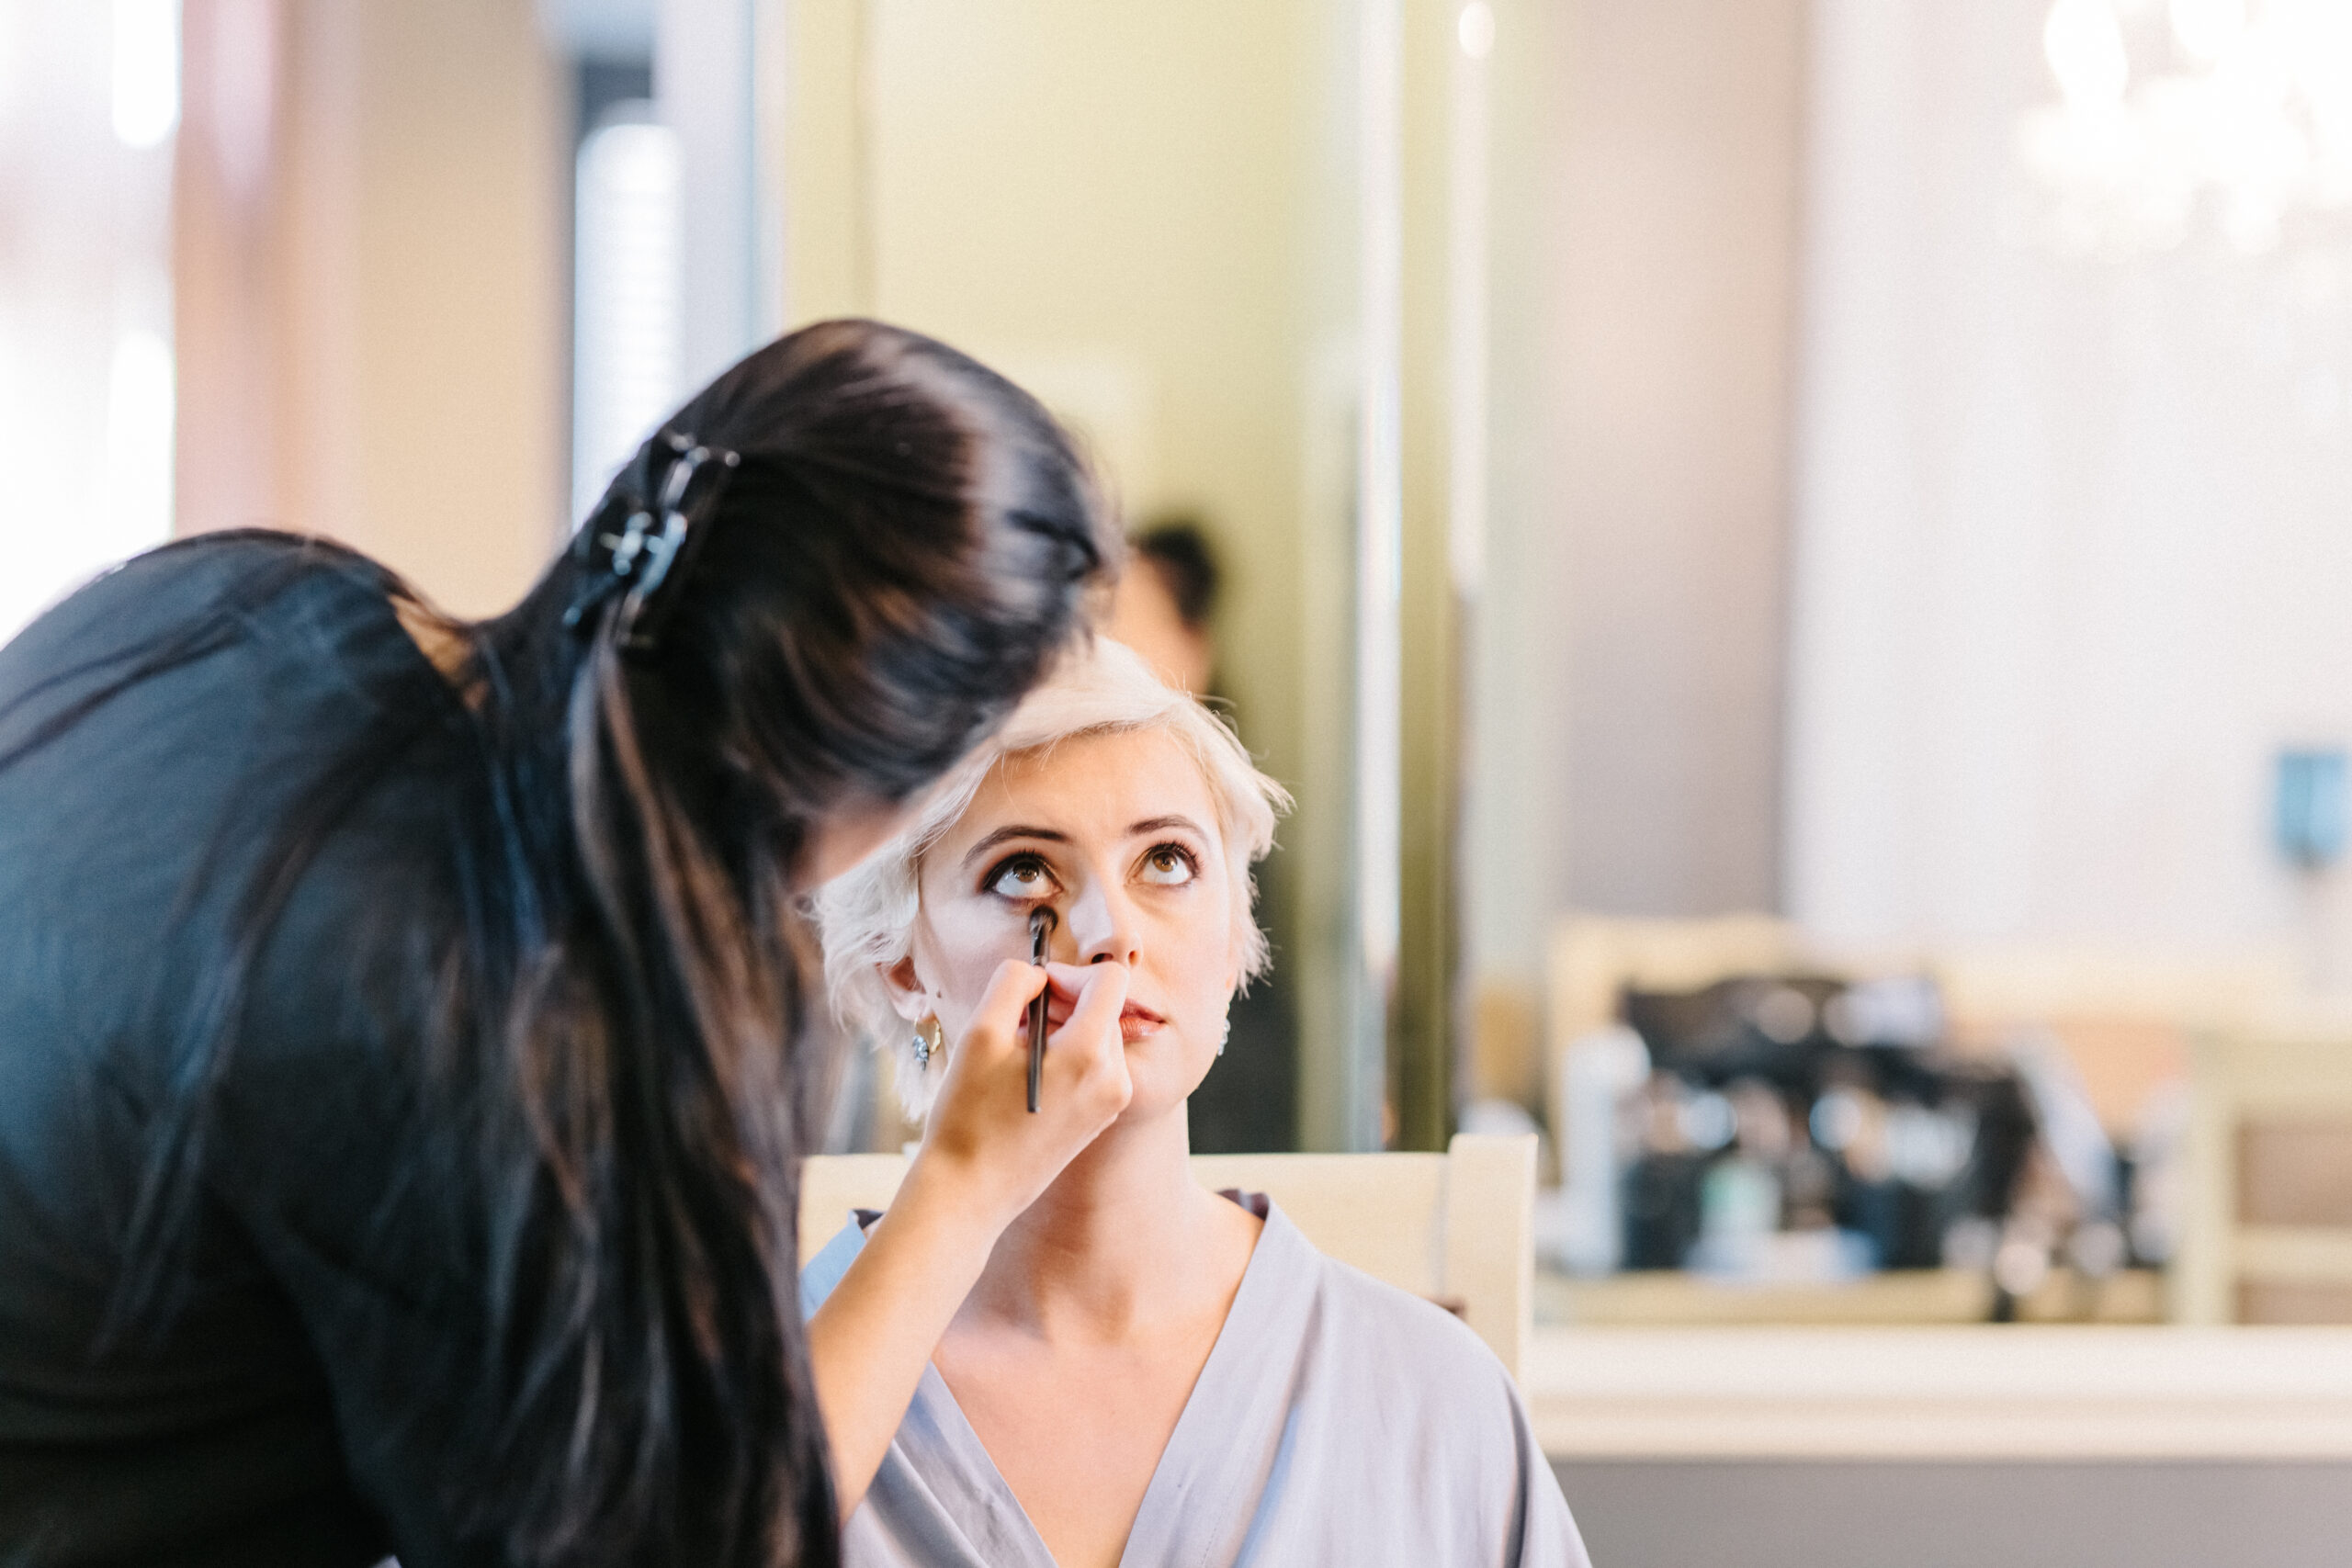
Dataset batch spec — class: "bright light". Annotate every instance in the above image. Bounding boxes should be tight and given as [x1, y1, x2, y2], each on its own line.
[103, 330, 175, 558]
[572, 114, 684, 525]
[0, 7, 19, 121]
[2170, 0, 2245, 64]
[2046, 0, 2131, 109]
[112, 0, 180, 149]
[0, 323, 32, 641]
[1457, 1, 1495, 60]
[2021, 0, 2352, 253]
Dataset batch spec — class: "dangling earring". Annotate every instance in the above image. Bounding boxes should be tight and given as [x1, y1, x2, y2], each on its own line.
[1216, 1017, 1230, 1056]
[911, 1014, 946, 1070]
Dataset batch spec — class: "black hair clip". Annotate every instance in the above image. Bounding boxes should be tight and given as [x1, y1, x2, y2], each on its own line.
[565, 430, 741, 652]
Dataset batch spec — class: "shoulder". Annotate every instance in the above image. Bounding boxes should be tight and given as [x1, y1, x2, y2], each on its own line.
[1306, 1235, 1511, 1387]
[27, 530, 381, 634]
[108, 528, 390, 596]
[1266, 1212, 1589, 1562]
[1, 530, 407, 714]
[1263, 1206, 1523, 1431]
[0, 530, 433, 1010]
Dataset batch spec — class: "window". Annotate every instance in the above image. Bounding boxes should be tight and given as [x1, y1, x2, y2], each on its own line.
[571, 103, 683, 526]
[0, 0, 178, 640]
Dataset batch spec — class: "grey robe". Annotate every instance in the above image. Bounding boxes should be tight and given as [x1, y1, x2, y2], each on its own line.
[800, 1193, 1590, 1568]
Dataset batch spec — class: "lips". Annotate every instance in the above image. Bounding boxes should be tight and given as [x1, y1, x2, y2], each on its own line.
[1039, 986, 1170, 1043]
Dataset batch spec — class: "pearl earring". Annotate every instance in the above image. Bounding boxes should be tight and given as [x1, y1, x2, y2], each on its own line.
[911, 1015, 945, 1069]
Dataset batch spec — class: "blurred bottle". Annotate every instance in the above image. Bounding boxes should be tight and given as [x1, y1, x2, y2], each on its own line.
[1555, 1025, 1649, 1275]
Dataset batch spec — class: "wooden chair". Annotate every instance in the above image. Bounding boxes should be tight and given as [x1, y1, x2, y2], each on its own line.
[799, 1133, 1540, 1381]
[1931, 945, 2291, 1132]
[2173, 1018, 2352, 1324]
[1930, 945, 2292, 1040]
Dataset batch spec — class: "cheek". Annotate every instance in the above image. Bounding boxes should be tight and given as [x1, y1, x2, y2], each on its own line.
[1155, 883, 1241, 1029]
[910, 899, 1029, 1033]
[1123, 892, 1238, 1113]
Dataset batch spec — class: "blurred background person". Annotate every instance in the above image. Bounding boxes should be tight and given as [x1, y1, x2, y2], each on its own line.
[1102, 518, 1295, 1153]
[1105, 519, 1219, 696]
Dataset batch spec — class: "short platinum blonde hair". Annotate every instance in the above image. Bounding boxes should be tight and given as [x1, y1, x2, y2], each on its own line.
[814, 637, 1290, 1115]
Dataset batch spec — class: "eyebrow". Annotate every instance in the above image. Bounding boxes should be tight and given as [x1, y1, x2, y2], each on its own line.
[959, 825, 1069, 871]
[956, 816, 1210, 872]
[1127, 815, 1208, 840]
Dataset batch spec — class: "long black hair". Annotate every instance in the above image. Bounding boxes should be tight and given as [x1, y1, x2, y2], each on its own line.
[9, 320, 1111, 1566]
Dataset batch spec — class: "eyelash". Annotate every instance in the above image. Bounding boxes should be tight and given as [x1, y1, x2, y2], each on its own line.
[980, 841, 1202, 900]
[1140, 841, 1200, 882]
[983, 852, 1057, 902]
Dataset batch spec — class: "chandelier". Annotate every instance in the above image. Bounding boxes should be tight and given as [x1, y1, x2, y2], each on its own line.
[2018, 0, 2352, 256]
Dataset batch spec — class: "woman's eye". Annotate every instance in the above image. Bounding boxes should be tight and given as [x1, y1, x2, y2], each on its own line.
[989, 856, 1055, 899]
[1139, 845, 1196, 886]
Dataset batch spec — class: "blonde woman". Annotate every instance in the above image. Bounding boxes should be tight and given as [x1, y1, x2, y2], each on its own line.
[807, 640, 1586, 1568]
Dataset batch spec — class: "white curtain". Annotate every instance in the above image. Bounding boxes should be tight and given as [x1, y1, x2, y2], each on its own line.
[1786, 0, 2352, 978]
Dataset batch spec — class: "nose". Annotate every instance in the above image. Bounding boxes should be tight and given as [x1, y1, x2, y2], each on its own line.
[1062, 876, 1139, 968]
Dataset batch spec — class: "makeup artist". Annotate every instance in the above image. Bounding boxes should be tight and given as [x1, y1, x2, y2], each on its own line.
[0, 321, 1114, 1568]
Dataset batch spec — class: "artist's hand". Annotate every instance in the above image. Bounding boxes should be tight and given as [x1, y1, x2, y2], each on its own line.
[911, 958, 1134, 1233]
[808, 959, 1131, 1522]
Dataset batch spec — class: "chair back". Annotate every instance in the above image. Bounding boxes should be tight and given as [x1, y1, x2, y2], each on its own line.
[2174, 1017, 2352, 1324]
[800, 1133, 1538, 1379]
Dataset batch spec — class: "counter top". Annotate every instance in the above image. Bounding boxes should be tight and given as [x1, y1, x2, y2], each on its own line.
[1537, 1267, 2164, 1326]
[1524, 1325, 2352, 1459]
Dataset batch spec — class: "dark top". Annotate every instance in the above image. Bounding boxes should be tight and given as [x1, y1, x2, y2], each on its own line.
[0, 536, 483, 1566]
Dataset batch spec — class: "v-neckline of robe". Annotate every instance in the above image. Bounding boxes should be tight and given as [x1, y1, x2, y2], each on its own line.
[899, 1192, 1307, 1568]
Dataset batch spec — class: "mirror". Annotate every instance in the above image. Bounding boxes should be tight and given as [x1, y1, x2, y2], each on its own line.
[17, 0, 2349, 1329]
[780, 0, 1439, 1156]
[1500, 0, 2352, 1330]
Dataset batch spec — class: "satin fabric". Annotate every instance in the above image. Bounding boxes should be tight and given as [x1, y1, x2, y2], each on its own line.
[801, 1192, 1589, 1568]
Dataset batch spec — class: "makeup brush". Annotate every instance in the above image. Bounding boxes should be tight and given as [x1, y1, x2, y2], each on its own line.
[1026, 906, 1057, 1112]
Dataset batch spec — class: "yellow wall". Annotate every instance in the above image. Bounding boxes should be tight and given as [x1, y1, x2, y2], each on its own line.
[823, 1, 1317, 791]
[788, 0, 1368, 1140]
[783, 0, 1505, 1147]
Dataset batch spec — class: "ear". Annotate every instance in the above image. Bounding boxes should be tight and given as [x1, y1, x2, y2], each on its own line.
[881, 955, 930, 1023]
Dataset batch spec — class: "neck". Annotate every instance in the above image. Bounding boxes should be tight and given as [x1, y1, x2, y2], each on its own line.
[968, 1101, 1234, 1342]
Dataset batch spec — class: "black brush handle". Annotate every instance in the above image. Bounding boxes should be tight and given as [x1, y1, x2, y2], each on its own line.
[1025, 908, 1054, 1112]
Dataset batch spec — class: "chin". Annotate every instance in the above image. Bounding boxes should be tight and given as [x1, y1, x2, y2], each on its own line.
[1115, 1043, 1215, 1122]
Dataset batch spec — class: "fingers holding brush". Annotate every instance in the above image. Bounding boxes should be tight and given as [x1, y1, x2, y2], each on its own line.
[1041, 960, 1133, 1122]
[810, 961, 1128, 1524]
[1025, 907, 1056, 1111]
[912, 956, 1130, 1230]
